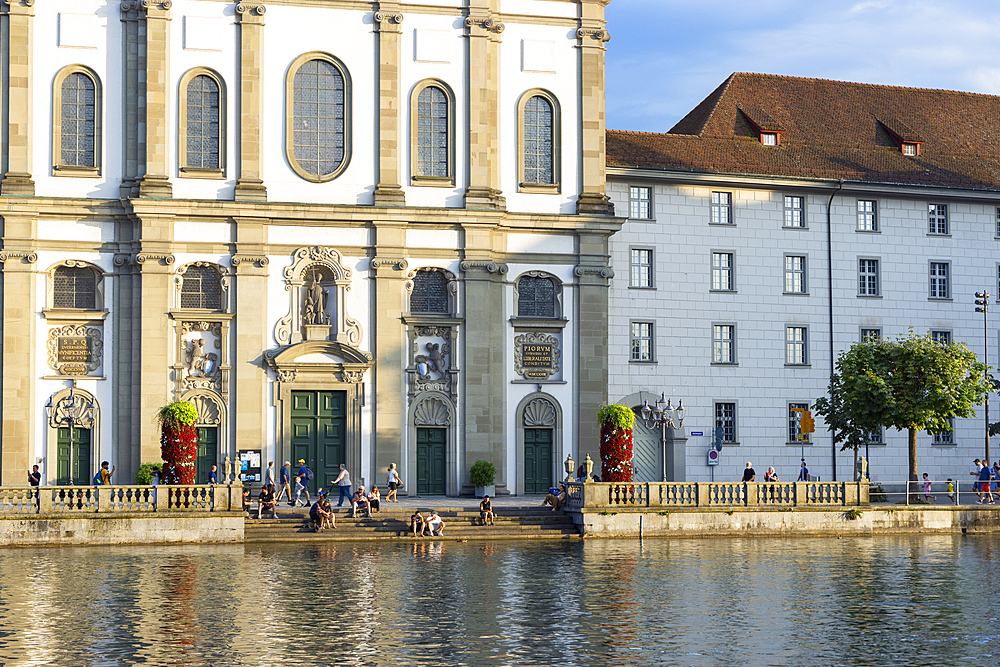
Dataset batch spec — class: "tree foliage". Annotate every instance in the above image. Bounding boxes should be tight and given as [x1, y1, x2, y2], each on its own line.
[815, 332, 990, 484]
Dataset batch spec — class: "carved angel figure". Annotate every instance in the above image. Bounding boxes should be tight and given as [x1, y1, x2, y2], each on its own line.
[184, 338, 219, 378]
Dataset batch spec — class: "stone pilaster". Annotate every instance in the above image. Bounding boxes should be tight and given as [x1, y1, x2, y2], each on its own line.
[120, 0, 173, 198]
[460, 248, 507, 493]
[231, 219, 269, 455]
[372, 6, 405, 206]
[463, 0, 505, 210]
[235, 3, 268, 201]
[0, 214, 37, 485]
[120, 4, 142, 197]
[1, 0, 35, 196]
[370, 223, 407, 491]
[112, 246, 139, 480]
[573, 234, 613, 467]
[576, 2, 613, 216]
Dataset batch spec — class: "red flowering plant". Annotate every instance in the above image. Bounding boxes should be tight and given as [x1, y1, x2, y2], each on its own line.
[158, 401, 199, 485]
[597, 404, 636, 482]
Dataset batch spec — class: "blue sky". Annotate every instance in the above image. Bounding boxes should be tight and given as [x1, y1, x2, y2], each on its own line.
[605, 0, 1000, 133]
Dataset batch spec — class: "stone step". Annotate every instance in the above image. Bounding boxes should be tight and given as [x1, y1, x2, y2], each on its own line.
[244, 526, 581, 542]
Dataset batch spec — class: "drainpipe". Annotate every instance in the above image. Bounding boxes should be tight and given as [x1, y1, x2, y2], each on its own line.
[827, 180, 843, 481]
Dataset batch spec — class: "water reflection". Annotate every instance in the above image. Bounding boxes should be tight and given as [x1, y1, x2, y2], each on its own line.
[0, 536, 996, 666]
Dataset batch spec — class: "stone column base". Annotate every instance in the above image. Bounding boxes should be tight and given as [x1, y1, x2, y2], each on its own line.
[0, 173, 35, 196]
[235, 179, 268, 202]
[373, 184, 406, 207]
[464, 187, 506, 211]
[576, 192, 614, 216]
[138, 175, 173, 199]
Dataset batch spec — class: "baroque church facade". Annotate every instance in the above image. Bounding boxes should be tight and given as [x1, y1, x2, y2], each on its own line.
[0, 0, 619, 495]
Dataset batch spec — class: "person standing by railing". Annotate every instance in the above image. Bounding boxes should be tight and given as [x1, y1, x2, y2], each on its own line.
[98, 461, 115, 486]
[798, 460, 810, 482]
[764, 467, 779, 482]
[28, 465, 41, 503]
[742, 462, 756, 482]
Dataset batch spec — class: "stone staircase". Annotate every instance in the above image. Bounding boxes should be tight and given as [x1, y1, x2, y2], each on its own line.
[244, 505, 580, 542]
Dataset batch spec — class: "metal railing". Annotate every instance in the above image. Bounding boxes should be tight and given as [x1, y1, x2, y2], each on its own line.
[564, 480, 867, 510]
[0, 484, 241, 515]
[867, 479, 1000, 506]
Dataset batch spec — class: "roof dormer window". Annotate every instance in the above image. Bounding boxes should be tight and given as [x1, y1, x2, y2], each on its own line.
[877, 117, 924, 157]
[738, 106, 784, 147]
[902, 142, 919, 156]
[761, 132, 778, 146]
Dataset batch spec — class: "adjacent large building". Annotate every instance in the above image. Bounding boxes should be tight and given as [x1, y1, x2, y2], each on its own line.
[0, 0, 619, 495]
[607, 73, 1000, 485]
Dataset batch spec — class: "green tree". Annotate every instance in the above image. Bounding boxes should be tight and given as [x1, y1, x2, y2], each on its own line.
[814, 333, 990, 499]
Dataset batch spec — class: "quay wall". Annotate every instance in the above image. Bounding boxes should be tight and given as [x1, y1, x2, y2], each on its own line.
[569, 507, 1000, 538]
[0, 513, 245, 547]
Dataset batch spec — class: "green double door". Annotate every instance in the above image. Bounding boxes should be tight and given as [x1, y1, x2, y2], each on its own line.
[290, 391, 346, 494]
[416, 427, 446, 495]
[195, 427, 218, 484]
[524, 428, 553, 494]
[56, 427, 91, 485]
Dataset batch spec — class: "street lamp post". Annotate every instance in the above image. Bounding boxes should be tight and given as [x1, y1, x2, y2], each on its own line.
[975, 290, 991, 465]
[639, 393, 685, 482]
[46, 388, 96, 485]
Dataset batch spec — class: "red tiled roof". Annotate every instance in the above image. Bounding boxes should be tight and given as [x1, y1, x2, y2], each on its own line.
[608, 73, 1000, 191]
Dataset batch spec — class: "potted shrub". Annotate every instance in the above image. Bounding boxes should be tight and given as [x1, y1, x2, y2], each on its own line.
[470, 460, 497, 498]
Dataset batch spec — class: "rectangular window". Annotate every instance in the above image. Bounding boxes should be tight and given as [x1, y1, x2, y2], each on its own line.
[784, 255, 806, 293]
[630, 248, 653, 288]
[929, 262, 950, 298]
[630, 321, 653, 362]
[928, 204, 949, 235]
[857, 200, 878, 231]
[760, 133, 778, 146]
[712, 324, 735, 363]
[785, 326, 808, 365]
[861, 328, 881, 343]
[784, 196, 805, 227]
[858, 259, 880, 296]
[902, 143, 918, 156]
[996, 207, 1000, 238]
[865, 429, 883, 445]
[789, 403, 810, 443]
[711, 192, 733, 225]
[715, 402, 736, 443]
[711, 252, 734, 291]
[932, 417, 954, 445]
[931, 330, 951, 346]
[629, 186, 652, 220]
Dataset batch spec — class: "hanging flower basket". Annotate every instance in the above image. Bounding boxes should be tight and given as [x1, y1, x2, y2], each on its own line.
[597, 404, 635, 483]
[158, 401, 198, 485]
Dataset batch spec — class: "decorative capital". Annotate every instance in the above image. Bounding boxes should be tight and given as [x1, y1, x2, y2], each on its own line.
[460, 260, 508, 275]
[135, 253, 176, 266]
[231, 254, 269, 268]
[464, 16, 504, 34]
[373, 10, 402, 24]
[370, 257, 408, 271]
[121, 0, 171, 11]
[573, 265, 614, 279]
[0, 250, 37, 264]
[235, 2, 265, 23]
[577, 28, 610, 42]
[276, 369, 297, 383]
[3, 0, 35, 8]
[340, 370, 364, 384]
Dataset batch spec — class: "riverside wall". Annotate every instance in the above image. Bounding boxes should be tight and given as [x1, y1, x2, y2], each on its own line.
[0, 513, 245, 547]
[568, 507, 1000, 538]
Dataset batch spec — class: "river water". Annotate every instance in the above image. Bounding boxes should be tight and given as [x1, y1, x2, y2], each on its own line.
[0, 535, 997, 666]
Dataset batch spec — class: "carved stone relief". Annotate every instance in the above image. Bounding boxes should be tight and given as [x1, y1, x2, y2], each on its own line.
[409, 325, 455, 396]
[46, 325, 103, 376]
[413, 396, 451, 426]
[180, 322, 222, 392]
[523, 398, 557, 427]
[189, 394, 222, 425]
[274, 246, 363, 349]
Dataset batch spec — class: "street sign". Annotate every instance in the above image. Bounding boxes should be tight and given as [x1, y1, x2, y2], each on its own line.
[690, 431, 704, 436]
[714, 427, 724, 452]
[708, 449, 720, 466]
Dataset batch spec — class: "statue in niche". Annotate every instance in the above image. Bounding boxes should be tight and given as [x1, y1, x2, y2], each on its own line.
[415, 342, 448, 381]
[184, 338, 218, 378]
[303, 271, 330, 326]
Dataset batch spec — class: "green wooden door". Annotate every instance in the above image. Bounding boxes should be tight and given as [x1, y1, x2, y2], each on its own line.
[524, 428, 553, 494]
[290, 391, 346, 494]
[56, 427, 92, 485]
[195, 427, 218, 484]
[416, 427, 446, 495]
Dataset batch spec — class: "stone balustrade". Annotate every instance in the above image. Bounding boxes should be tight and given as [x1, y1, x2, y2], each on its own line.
[0, 484, 243, 515]
[565, 481, 867, 510]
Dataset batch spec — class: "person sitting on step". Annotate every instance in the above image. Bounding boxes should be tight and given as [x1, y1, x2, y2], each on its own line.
[351, 486, 372, 518]
[257, 483, 279, 520]
[425, 510, 445, 536]
[368, 486, 381, 513]
[310, 491, 335, 532]
[410, 511, 425, 537]
[542, 484, 568, 511]
[480, 495, 495, 526]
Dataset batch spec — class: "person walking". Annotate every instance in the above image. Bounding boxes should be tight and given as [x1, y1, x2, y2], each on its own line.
[293, 459, 312, 508]
[979, 463, 995, 504]
[264, 461, 276, 488]
[277, 461, 292, 505]
[971, 459, 984, 503]
[208, 464, 219, 485]
[386, 463, 400, 503]
[741, 462, 755, 482]
[333, 464, 352, 507]
[922, 473, 935, 502]
[98, 461, 115, 486]
[797, 460, 810, 482]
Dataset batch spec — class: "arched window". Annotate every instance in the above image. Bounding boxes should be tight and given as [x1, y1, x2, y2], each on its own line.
[286, 53, 352, 182]
[410, 270, 450, 314]
[180, 265, 223, 310]
[180, 69, 226, 175]
[516, 274, 559, 318]
[53, 66, 102, 174]
[411, 81, 454, 184]
[53, 266, 98, 310]
[517, 90, 560, 193]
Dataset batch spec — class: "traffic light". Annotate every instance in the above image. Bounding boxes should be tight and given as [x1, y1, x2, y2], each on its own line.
[801, 410, 815, 434]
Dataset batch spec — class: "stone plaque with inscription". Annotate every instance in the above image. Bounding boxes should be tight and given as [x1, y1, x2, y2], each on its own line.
[47, 325, 103, 376]
[513, 332, 561, 381]
[57, 336, 92, 364]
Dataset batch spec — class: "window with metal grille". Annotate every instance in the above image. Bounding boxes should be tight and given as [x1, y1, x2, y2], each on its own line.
[931, 330, 951, 346]
[861, 328, 881, 343]
[789, 403, 810, 443]
[784, 196, 805, 227]
[185, 74, 221, 169]
[711, 192, 732, 224]
[416, 86, 449, 177]
[928, 204, 948, 235]
[180, 265, 222, 310]
[630, 248, 653, 288]
[523, 96, 554, 184]
[929, 262, 949, 298]
[715, 403, 736, 442]
[61, 72, 97, 167]
[53, 267, 96, 309]
[630, 321, 653, 361]
[410, 270, 449, 314]
[629, 186, 651, 219]
[932, 417, 954, 444]
[865, 429, 883, 444]
[784, 255, 806, 293]
[292, 59, 345, 178]
[517, 276, 556, 318]
[859, 259, 879, 296]
[857, 200, 877, 231]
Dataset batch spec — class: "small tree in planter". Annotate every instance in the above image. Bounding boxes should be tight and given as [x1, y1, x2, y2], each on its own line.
[598, 404, 635, 482]
[470, 460, 497, 498]
[158, 401, 199, 485]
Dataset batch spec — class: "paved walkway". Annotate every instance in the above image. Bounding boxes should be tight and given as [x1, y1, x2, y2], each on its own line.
[287, 493, 549, 511]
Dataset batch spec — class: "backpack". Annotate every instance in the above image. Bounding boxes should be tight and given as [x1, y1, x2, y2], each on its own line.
[306, 467, 314, 481]
[93, 472, 103, 485]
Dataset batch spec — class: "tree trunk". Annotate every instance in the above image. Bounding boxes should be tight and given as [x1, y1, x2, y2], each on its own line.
[908, 427, 919, 503]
